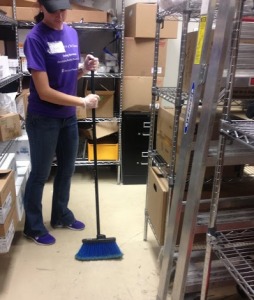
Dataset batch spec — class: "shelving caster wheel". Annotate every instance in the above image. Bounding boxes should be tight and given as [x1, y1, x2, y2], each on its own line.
[236, 284, 248, 299]
[183, 293, 200, 300]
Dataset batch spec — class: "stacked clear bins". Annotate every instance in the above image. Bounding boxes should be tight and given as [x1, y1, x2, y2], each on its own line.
[0, 4, 22, 163]
[17, 3, 125, 184]
[144, 0, 254, 300]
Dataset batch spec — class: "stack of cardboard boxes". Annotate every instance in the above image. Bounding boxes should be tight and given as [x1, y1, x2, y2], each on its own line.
[123, 3, 178, 111]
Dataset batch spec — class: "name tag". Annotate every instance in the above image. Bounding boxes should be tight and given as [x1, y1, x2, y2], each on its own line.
[48, 41, 66, 54]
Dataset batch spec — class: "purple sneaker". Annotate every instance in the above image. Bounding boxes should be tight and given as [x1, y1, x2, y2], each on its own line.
[52, 220, 85, 231]
[23, 233, 56, 245]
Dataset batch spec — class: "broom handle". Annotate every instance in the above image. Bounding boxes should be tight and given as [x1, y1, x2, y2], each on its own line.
[91, 70, 101, 237]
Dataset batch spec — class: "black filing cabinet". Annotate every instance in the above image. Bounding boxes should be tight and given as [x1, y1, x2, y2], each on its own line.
[122, 111, 157, 184]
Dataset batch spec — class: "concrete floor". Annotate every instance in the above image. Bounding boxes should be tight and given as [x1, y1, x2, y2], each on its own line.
[0, 167, 242, 300]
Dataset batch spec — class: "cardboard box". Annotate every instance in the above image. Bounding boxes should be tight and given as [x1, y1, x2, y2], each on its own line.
[0, 5, 108, 22]
[123, 76, 164, 111]
[0, 6, 37, 20]
[125, 3, 178, 39]
[0, 113, 22, 142]
[16, 160, 31, 172]
[85, 91, 114, 118]
[0, 170, 16, 207]
[0, 204, 17, 254]
[76, 106, 87, 119]
[0, 0, 37, 6]
[66, 9, 107, 23]
[182, 30, 254, 92]
[17, 164, 30, 180]
[0, 190, 12, 224]
[0, 6, 13, 18]
[0, 170, 16, 226]
[0, 153, 18, 180]
[9, 132, 30, 161]
[0, 56, 10, 80]
[147, 166, 169, 245]
[70, 0, 94, 9]
[156, 107, 221, 165]
[79, 121, 118, 140]
[15, 89, 29, 119]
[156, 107, 245, 180]
[0, 40, 5, 56]
[124, 38, 168, 76]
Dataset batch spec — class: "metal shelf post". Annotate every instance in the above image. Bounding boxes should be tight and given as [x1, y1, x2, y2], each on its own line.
[143, 3, 163, 243]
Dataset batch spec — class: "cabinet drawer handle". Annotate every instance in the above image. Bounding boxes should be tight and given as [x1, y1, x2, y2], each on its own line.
[141, 162, 148, 166]
[143, 122, 150, 128]
[142, 152, 148, 157]
[142, 133, 150, 136]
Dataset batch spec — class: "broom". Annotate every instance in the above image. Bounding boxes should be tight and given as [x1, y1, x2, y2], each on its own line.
[75, 68, 123, 261]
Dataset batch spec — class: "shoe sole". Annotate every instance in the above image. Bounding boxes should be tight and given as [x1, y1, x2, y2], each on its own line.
[52, 225, 85, 231]
[23, 233, 55, 246]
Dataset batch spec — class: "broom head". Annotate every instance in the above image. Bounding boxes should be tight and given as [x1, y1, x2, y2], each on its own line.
[75, 235, 123, 261]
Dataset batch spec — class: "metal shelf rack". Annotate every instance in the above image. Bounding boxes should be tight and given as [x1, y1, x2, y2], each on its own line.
[18, 21, 124, 31]
[0, 1, 22, 164]
[210, 228, 254, 299]
[0, 12, 17, 25]
[0, 73, 23, 89]
[73, 3, 125, 184]
[221, 120, 254, 148]
[144, 0, 193, 257]
[21, 72, 122, 79]
[159, 0, 254, 299]
[146, 0, 254, 299]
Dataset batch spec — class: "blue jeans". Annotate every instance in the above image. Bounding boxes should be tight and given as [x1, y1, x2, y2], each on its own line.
[23, 113, 79, 237]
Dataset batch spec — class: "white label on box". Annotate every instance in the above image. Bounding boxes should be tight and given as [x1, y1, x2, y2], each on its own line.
[200, 0, 209, 15]
[0, 192, 12, 224]
[21, 57, 29, 74]
[19, 43, 25, 57]
[151, 67, 162, 74]
[0, 220, 15, 253]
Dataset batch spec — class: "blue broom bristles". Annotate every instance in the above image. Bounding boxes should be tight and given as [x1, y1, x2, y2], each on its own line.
[75, 241, 123, 261]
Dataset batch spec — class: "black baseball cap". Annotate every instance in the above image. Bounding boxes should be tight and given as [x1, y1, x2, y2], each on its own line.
[41, 0, 72, 13]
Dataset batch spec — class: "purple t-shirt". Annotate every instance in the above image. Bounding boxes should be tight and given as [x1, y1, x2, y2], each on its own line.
[24, 22, 80, 118]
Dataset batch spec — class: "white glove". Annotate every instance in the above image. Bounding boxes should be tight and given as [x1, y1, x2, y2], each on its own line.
[83, 54, 99, 72]
[81, 94, 99, 109]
